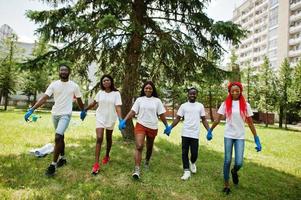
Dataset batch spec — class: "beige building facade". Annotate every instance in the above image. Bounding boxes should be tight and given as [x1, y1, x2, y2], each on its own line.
[232, 0, 301, 70]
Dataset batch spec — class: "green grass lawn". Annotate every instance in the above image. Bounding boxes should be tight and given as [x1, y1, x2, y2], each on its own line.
[0, 110, 301, 200]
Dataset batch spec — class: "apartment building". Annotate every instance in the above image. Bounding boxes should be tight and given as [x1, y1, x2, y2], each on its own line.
[232, 0, 301, 70]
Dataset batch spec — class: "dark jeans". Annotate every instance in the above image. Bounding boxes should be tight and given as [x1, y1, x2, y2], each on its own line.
[182, 136, 199, 170]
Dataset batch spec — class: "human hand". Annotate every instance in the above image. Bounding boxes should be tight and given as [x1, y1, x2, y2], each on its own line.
[254, 135, 262, 152]
[24, 108, 34, 122]
[80, 110, 87, 121]
[164, 125, 172, 136]
[118, 119, 126, 130]
[206, 128, 213, 141]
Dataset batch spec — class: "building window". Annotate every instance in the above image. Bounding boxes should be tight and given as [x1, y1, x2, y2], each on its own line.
[269, 0, 278, 7]
[268, 39, 277, 49]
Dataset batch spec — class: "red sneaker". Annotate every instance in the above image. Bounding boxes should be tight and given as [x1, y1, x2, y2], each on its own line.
[102, 156, 110, 165]
[91, 163, 100, 175]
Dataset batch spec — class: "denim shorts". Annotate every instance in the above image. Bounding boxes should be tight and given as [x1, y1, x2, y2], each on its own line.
[52, 114, 71, 135]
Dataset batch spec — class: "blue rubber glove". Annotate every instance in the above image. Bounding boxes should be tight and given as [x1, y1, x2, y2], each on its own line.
[118, 119, 126, 130]
[164, 125, 172, 136]
[24, 108, 34, 122]
[206, 128, 213, 141]
[80, 110, 87, 121]
[254, 135, 262, 152]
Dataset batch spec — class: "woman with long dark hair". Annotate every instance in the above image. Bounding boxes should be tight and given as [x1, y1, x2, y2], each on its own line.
[82, 75, 122, 175]
[119, 81, 168, 180]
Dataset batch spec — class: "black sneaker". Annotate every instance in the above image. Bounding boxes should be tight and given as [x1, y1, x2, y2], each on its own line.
[231, 169, 239, 185]
[57, 158, 67, 168]
[45, 164, 56, 177]
[222, 187, 231, 195]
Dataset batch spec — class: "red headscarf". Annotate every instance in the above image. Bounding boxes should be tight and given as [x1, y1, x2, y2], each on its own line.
[225, 82, 247, 120]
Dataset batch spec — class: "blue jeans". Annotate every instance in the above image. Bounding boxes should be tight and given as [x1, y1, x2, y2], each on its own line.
[52, 114, 71, 135]
[223, 137, 245, 181]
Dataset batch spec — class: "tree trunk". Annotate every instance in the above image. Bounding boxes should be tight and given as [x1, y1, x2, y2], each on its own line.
[209, 89, 214, 122]
[4, 91, 8, 111]
[172, 93, 175, 120]
[120, 0, 145, 140]
[279, 104, 283, 128]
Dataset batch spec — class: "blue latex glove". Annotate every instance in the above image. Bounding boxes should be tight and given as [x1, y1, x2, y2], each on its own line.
[118, 119, 126, 130]
[80, 110, 87, 121]
[206, 128, 213, 141]
[164, 125, 172, 136]
[254, 135, 262, 152]
[24, 108, 34, 122]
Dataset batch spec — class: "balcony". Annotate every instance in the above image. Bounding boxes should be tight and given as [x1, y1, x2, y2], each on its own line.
[289, 37, 301, 45]
[291, 0, 301, 11]
[289, 23, 301, 34]
[288, 49, 301, 57]
[290, 12, 301, 22]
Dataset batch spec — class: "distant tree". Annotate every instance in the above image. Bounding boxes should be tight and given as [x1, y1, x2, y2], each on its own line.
[229, 49, 241, 82]
[241, 60, 258, 108]
[257, 57, 277, 127]
[288, 60, 301, 122]
[278, 58, 292, 129]
[22, 38, 52, 106]
[0, 35, 22, 110]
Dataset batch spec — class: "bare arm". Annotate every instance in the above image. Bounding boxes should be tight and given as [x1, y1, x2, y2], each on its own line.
[201, 116, 210, 131]
[31, 94, 49, 110]
[210, 114, 223, 130]
[115, 105, 122, 119]
[159, 113, 168, 127]
[124, 110, 136, 121]
[76, 97, 85, 110]
[85, 100, 98, 111]
[170, 115, 182, 128]
[246, 116, 258, 136]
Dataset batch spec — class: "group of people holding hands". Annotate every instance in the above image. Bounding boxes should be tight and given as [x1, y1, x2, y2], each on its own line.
[24, 64, 262, 194]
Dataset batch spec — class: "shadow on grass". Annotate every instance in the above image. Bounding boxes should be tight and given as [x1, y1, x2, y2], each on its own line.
[0, 136, 300, 200]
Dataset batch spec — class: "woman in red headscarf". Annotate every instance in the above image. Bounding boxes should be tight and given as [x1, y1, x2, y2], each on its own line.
[206, 82, 262, 195]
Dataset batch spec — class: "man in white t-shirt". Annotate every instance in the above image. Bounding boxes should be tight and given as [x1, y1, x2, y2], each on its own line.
[24, 64, 85, 177]
[164, 88, 210, 180]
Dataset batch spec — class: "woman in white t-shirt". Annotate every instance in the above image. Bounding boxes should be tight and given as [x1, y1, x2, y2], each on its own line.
[119, 81, 168, 180]
[207, 82, 262, 195]
[83, 75, 122, 175]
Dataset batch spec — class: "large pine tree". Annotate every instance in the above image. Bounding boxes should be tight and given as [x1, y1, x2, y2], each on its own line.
[27, 0, 245, 139]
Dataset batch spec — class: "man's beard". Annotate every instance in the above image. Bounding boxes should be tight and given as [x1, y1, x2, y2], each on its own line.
[59, 74, 69, 80]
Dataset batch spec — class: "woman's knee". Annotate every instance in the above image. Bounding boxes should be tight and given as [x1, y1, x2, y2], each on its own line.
[96, 136, 103, 144]
[136, 143, 144, 151]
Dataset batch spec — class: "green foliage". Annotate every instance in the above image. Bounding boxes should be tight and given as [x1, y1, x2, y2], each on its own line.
[21, 38, 53, 103]
[257, 57, 277, 114]
[26, 0, 247, 138]
[0, 35, 23, 110]
[241, 61, 259, 107]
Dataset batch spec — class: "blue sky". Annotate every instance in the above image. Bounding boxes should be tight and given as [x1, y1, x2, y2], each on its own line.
[0, 0, 244, 43]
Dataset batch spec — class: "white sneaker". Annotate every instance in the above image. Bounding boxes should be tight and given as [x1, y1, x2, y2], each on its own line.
[181, 170, 191, 180]
[190, 162, 197, 174]
[132, 166, 140, 180]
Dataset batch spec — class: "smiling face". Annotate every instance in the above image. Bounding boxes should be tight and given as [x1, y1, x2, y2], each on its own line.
[230, 85, 241, 100]
[144, 84, 153, 97]
[102, 77, 112, 90]
[59, 65, 70, 81]
[188, 89, 197, 103]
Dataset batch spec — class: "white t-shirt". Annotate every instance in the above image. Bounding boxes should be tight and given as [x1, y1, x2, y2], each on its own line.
[217, 101, 253, 139]
[177, 102, 206, 139]
[45, 80, 82, 115]
[95, 90, 122, 127]
[131, 96, 166, 129]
